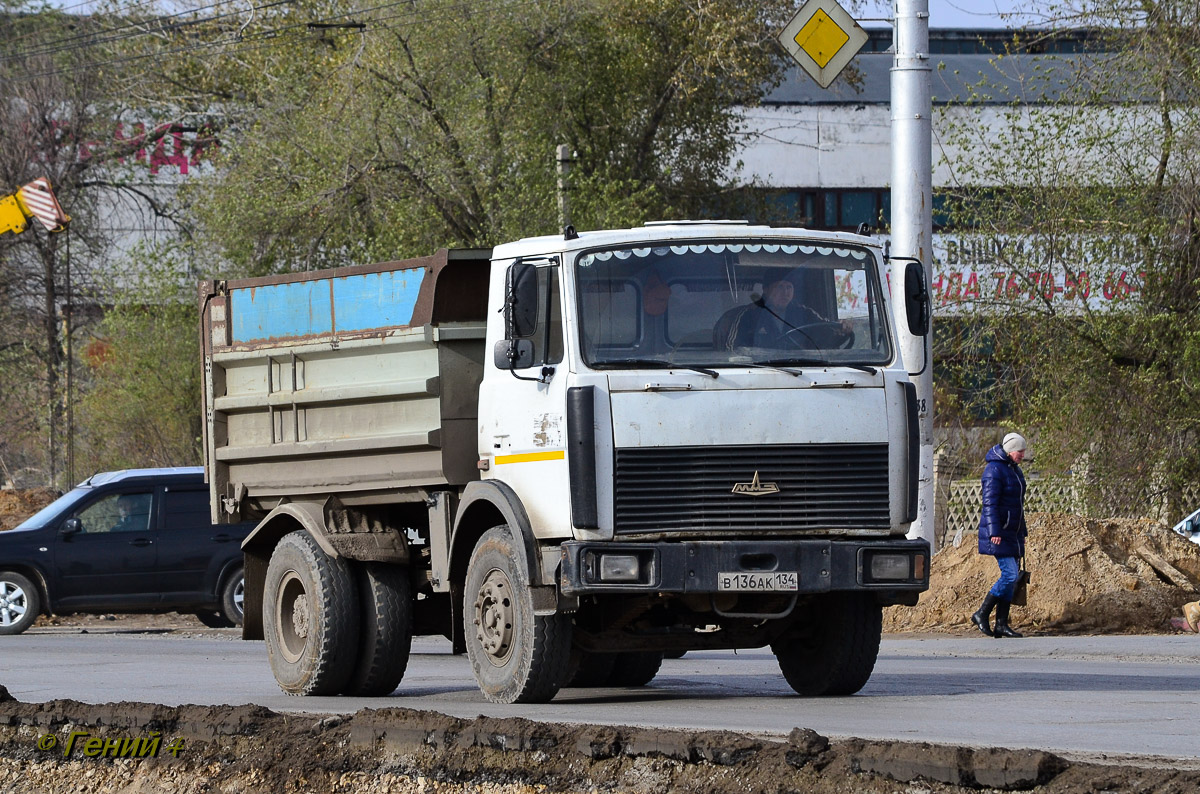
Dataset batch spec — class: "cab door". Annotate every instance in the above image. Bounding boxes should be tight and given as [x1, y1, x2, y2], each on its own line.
[481, 259, 573, 538]
[53, 489, 159, 608]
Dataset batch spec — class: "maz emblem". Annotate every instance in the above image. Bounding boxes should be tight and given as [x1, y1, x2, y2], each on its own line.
[731, 471, 780, 496]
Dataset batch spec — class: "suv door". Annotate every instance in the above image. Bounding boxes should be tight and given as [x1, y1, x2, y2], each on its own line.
[156, 484, 238, 603]
[52, 489, 159, 608]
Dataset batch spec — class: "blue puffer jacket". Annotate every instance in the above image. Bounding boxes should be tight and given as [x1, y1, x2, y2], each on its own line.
[978, 443, 1027, 557]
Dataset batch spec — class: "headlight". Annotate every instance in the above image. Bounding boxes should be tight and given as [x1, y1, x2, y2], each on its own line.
[599, 554, 640, 582]
[868, 553, 912, 581]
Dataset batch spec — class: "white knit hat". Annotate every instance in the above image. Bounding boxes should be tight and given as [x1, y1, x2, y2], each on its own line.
[1002, 433, 1027, 453]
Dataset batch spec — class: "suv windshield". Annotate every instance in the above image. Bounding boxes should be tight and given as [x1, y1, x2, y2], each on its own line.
[576, 240, 893, 369]
[10, 487, 86, 531]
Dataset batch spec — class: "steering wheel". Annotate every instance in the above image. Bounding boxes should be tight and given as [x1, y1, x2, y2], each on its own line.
[778, 321, 855, 350]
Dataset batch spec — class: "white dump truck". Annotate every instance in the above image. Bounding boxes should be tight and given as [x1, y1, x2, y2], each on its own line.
[200, 221, 931, 703]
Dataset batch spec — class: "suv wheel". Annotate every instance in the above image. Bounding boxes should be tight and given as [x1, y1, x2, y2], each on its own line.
[0, 572, 40, 635]
[220, 567, 245, 627]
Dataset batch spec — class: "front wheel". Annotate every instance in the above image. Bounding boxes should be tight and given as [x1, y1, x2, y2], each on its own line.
[0, 572, 40, 635]
[607, 651, 664, 687]
[772, 593, 882, 697]
[464, 526, 572, 704]
[263, 531, 360, 695]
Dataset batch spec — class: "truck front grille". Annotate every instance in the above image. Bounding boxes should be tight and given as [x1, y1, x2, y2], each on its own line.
[613, 444, 890, 534]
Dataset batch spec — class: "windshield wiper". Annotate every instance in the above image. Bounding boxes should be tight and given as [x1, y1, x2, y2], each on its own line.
[598, 358, 719, 379]
[741, 362, 800, 377]
[761, 358, 877, 375]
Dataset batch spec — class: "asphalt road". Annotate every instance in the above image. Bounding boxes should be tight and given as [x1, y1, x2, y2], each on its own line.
[4, 629, 1200, 764]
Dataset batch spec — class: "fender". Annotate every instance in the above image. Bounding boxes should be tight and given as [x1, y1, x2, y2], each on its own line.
[243, 501, 338, 559]
[239, 501, 338, 640]
[213, 557, 243, 599]
[450, 480, 546, 588]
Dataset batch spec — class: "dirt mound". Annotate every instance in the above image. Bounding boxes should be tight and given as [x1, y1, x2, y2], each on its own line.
[887, 513, 1200, 635]
[0, 695, 1193, 793]
[0, 488, 57, 532]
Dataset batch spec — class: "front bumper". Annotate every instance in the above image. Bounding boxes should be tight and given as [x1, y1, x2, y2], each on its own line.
[558, 538, 930, 596]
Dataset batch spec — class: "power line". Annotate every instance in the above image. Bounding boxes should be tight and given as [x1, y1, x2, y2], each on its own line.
[6, 0, 540, 83]
[0, 0, 199, 56]
[1, 0, 293, 64]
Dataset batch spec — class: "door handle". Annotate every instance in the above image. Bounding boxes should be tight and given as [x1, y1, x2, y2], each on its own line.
[210, 534, 233, 543]
[128, 538, 153, 547]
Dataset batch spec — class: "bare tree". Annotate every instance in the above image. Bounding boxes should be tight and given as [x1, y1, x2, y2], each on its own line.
[0, 8, 190, 487]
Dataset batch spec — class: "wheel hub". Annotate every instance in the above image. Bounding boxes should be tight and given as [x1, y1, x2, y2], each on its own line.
[473, 569, 514, 666]
[275, 570, 310, 664]
[0, 584, 26, 627]
[291, 594, 310, 639]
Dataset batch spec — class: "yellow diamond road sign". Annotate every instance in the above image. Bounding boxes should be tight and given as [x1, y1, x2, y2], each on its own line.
[778, 0, 869, 89]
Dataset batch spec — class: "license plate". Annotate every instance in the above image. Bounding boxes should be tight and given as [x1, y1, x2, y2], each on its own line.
[717, 571, 798, 592]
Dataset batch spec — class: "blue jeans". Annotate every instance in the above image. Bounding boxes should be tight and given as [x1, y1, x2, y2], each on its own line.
[988, 556, 1021, 601]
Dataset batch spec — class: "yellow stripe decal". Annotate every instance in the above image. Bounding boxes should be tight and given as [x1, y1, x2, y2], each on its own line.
[494, 450, 566, 465]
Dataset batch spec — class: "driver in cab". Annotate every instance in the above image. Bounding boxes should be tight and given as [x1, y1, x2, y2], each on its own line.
[715, 278, 850, 351]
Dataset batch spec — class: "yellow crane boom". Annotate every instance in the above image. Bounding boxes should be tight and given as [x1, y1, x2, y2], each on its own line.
[0, 177, 71, 236]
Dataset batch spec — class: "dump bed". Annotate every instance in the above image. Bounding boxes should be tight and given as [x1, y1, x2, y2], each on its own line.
[200, 249, 492, 524]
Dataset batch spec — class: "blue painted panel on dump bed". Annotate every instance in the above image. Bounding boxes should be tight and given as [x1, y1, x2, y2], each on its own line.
[230, 268, 425, 343]
[332, 270, 425, 332]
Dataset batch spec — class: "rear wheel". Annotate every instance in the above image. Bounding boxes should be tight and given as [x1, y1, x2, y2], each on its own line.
[195, 610, 233, 628]
[606, 651, 664, 687]
[464, 526, 572, 703]
[0, 572, 39, 635]
[772, 593, 882, 697]
[219, 568, 245, 627]
[342, 562, 413, 696]
[264, 531, 360, 695]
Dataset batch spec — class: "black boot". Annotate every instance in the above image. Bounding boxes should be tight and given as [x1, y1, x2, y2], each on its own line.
[993, 600, 1023, 638]
[971, 593, 1000, 637]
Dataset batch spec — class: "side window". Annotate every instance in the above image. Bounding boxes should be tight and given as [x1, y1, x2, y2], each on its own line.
[161, 488, 211, 531]
[522, 266, 563, 366]
[76, 492, 153, 534]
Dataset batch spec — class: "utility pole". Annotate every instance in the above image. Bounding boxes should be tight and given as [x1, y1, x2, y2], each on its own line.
[556, 144, 573, 234]
[891, 0, 935, 547]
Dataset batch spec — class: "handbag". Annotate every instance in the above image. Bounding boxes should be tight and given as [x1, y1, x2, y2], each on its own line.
[1011, 562, 1031, 606]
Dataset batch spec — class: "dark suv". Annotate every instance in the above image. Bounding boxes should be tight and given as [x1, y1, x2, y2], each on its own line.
[0, 467, 252, 635]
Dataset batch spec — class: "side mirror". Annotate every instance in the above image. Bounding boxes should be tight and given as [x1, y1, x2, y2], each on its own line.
[60, 517, 82, 536]
[493, 338, 535, 370]
[506, 262, 539, 339]
[904, 261, 930, 336]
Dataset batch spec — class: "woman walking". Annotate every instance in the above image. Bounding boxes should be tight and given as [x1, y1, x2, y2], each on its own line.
[970, 432, 1028, 638]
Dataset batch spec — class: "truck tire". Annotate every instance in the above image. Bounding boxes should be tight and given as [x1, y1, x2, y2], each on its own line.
[566, 648, 616, 688]
[0, 571, 40, 636]
[343, 562, 413, 696]
[606, 651, 664, 687]
[772, 592, 882, 697]
[464, 525, 572, 704]
[264, 531, 361, 696]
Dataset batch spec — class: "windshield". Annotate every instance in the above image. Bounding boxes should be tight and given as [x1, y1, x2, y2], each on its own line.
[10, 487, 85, 531]
[576, 240, 893, 369]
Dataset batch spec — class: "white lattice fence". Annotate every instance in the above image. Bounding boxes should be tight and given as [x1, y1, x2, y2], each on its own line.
[942, 476, 1077, 547]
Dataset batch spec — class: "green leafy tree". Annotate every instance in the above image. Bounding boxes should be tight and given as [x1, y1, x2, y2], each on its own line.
[74, 245, 203, 472]
[182, 0, 792, 273]
[937, 1, 1200, 517]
